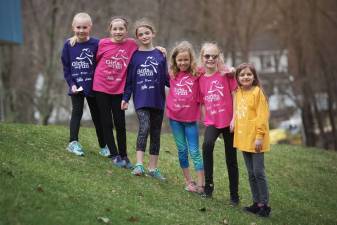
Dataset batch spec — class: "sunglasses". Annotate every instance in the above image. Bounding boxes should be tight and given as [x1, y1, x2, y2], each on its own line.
[203, 54, 219, 60]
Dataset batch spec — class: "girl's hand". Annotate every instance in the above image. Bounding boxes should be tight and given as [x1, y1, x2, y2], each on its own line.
[230, 119, 235, 133]
[121, 100, 128, 110]
[219, 66, 235, 77]
[71, 85, 78, 93]
[155, 46, 167, 57]
[228, 67, 236, 76]
[255, 139, 263, 153]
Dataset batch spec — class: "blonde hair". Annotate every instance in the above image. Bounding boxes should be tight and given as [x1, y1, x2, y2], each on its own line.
[199, 42, 225, 71]
[69, 12, 92, 47]
[133, 18, 156, 37]
[170, 41, 197, 76]
[107, 16, 129, 33]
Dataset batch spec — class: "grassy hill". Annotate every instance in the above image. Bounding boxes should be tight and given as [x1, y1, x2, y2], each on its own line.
[1, 123, 337, 225]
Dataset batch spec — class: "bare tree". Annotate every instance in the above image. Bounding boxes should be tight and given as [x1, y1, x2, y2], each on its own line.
[274, 0, 337, 149]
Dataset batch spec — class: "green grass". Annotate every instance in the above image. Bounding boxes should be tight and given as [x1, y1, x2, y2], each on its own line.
[1, 123, 337, 225]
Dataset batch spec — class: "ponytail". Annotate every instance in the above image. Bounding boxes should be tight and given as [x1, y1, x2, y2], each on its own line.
[69, 35, 77, 47]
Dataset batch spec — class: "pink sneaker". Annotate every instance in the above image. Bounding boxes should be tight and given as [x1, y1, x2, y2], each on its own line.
[184, 181, 197, 192]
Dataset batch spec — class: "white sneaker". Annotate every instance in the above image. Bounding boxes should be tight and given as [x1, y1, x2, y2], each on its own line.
[99, 145, 110, 157]
[67, 141, 84, 156]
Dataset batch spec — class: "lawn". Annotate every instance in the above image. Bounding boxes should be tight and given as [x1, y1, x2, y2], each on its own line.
[1, 123, 337, 225]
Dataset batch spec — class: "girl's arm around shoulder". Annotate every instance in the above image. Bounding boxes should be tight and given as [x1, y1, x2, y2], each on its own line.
[155, 46, 167, 57]
[164, 60, 170, 87]
[228, 75, 238, 92]
[219, 65, 236, 77]
[96, 38, 113, 61]
[122, 62, 134, 104]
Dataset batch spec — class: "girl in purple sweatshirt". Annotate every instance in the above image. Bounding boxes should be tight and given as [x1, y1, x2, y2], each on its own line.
[121, 18, 169, 180]
[61, 12, 105, 157]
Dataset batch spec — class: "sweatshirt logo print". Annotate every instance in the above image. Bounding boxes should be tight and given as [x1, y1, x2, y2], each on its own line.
[141, 56, 159, 73]
[204, 80, 224, 102]
[236, 98, 247, 119]
[175, 76, 193, 96]
[106, 49, 129, 70]
[72, 48, 93, 69]
[76, 48, 93, 65]
[208, 80, 224, 96]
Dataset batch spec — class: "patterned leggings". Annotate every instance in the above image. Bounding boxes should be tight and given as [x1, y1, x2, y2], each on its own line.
[136, 108, 164, 155]
[169, 119, 203, 171]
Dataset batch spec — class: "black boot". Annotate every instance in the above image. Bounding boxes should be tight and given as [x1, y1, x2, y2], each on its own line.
[201, 183, 214, 198]
[243, 203, 260, 214]
[257, 205, 271, 217]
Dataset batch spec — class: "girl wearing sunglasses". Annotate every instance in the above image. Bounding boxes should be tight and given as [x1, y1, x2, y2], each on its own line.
[198, 42, 239, 205]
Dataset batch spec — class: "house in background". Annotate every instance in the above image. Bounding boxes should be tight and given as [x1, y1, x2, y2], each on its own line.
[226, 33, 300, 131]
[0, 0, 23, 122]
[0, 0, 23, 45]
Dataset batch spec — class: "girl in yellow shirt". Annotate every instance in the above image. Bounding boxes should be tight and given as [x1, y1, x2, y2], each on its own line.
[233, 63, 271, 217]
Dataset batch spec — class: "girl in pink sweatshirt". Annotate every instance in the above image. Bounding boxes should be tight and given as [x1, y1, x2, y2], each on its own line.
[166, 41, 204, 193]
[93, 17, 138, 168]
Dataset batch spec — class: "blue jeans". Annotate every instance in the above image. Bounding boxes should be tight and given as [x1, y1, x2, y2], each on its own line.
[169, 119, 203, 171]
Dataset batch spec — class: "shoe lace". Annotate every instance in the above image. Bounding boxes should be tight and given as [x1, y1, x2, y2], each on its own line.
[135, 164, 144, 172]
[113, 156, 122, 163]
[153, 168, 162, 177]
[72, 142, 82, 152]
[101, 148, 108, 154]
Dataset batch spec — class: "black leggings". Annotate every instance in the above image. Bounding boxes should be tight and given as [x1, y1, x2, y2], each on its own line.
[95, 91, 127, 158]
[202, 126, 239, 198]
[70, 93, 105, 148]
[136, 108, 164, 155]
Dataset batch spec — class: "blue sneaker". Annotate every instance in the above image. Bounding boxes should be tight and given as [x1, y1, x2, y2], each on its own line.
[147, 168, 166, 181]
[111, 155, 125, 168]
[67, 141, 84, 156]
[99, 145, 110, 157]
[122, 156, 134, 169]
[131, 163, 145, 176]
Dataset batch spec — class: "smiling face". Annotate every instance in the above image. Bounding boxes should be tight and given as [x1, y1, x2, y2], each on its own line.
[238, 67, 254, 89]
[201, 45, 220, 73]
[175, 51, 191, 72]
[72, 18, 91, 42]
[136, 26, 154, 46]
[110, 19, 127, 43]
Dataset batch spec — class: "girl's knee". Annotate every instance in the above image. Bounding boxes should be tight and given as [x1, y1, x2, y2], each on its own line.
[179, 159, 189, 168]
[202, 141, 214, 152]
[253, 169, 265, 179]
[139, 123, 150, 133]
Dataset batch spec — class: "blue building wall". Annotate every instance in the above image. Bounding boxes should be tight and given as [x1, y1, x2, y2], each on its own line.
[0, 0, 23, 44]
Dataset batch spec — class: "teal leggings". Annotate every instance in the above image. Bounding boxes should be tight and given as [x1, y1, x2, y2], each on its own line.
[169, 119, 203, 171]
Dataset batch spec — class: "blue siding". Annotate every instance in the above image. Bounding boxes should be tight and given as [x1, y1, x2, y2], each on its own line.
[0, 0, 23, 44]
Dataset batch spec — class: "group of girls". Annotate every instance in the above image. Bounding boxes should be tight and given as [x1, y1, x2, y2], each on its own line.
[61, 12, 271, 218]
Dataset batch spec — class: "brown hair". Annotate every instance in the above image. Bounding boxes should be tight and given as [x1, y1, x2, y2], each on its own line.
[169, 41, 197, 76]
[235, 63, 260, 87]
[107, 16, 129, 32]
[235, 63, 269, 101]
[133, 18, 156, 37]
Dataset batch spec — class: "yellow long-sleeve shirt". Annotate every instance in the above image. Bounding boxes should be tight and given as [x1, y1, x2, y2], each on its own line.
[234, 86, 270, 153]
